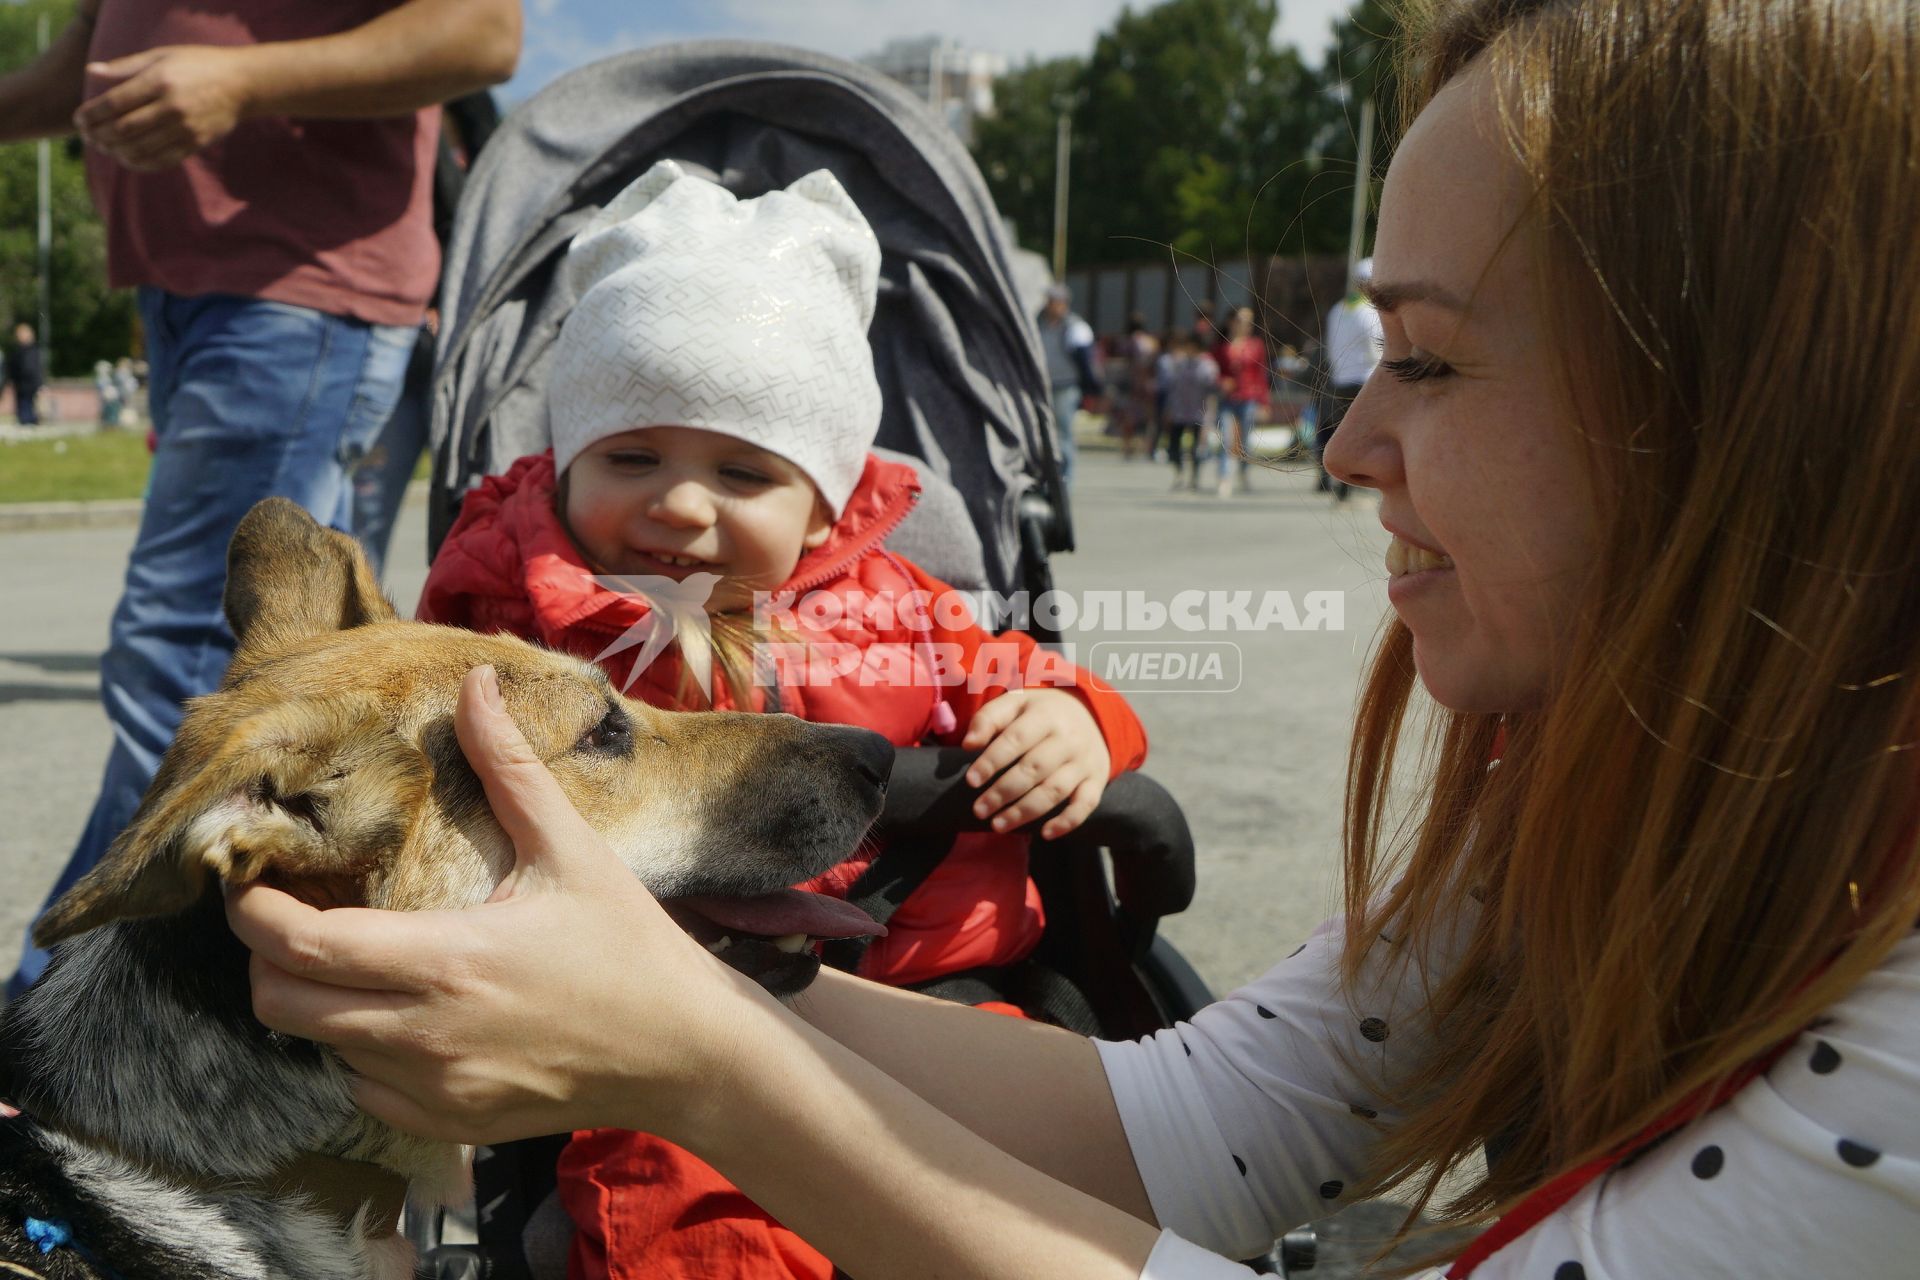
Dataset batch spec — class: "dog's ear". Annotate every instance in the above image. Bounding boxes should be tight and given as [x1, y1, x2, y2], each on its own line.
[224, 497, 397, 663]
[33, 701, 433, 947]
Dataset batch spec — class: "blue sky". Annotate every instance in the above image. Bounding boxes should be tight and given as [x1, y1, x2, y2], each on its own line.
[506, 0, 1357, 101]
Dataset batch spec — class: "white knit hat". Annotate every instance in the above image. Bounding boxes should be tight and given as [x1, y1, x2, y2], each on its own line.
[548, 161, 883, 516]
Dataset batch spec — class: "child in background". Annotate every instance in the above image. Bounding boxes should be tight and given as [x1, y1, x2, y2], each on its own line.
[418, 161, 1147, 1280]
[1160, 330, 1219, 491]
[92, 360, 123, 428]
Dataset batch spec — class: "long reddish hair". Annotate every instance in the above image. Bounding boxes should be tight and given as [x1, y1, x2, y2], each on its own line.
[1340, 0, 1920, 1242]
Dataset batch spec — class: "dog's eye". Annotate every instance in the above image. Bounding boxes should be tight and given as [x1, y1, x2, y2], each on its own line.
[579, 703, 633, 757]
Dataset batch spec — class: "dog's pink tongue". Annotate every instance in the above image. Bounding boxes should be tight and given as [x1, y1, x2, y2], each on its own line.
[679, 890, 885, 939]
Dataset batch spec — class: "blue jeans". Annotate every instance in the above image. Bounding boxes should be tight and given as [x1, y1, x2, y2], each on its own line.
[349, 323, 432, 579]
[1217, 397, 1260, 481]
[1051, 385, 1080, 486]
[7, 289, 413, 998]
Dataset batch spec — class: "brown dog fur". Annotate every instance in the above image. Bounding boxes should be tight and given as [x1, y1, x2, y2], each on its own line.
[1, 498, 888, 1279]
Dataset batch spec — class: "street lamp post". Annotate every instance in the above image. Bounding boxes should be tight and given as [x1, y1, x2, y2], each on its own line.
[1051, 107, 1072, 282]
[37, 13, 53, 365]
[1344, 96, 1375, 288]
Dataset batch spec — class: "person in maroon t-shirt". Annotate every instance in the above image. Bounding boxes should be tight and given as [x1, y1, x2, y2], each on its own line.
[0, 0, 522, 998]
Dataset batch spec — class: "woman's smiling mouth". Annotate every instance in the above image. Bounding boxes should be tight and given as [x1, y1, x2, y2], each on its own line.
[1385, 533, 1456, 609]
[1385, 533, 1454, 578]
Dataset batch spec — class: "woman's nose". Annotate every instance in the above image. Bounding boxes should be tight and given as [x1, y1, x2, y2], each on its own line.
[648, 480, 718, 527]
[1322, 379, 1397, 493]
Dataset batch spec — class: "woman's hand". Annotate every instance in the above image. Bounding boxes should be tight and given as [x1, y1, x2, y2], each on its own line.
[225, 665, 763, 1146]
[960, 689, 1111, 840]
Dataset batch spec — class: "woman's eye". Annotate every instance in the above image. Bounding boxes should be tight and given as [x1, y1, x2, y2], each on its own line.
[1380, 353, 1454, 384]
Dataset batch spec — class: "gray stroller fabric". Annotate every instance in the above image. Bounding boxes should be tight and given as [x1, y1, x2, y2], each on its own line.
[430, 41, 1062, 597]
[872, 447, 987, 592]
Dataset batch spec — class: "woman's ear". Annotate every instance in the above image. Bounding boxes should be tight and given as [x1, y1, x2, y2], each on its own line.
[803, 496, 834, 550]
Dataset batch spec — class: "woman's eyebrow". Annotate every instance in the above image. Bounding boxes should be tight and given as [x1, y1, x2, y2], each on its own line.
[1362, 279, 1472, 315]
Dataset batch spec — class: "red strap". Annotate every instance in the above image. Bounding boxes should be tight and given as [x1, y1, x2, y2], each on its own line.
[1446, 751, 1911, 1275]
[1446, 1037, 1796, 1277]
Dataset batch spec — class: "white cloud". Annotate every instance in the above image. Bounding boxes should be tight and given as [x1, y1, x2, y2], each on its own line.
[715, 0, 1352, 64]
[504, 13, 677, 102]
[713, 0, 1109, 62]
[503, 0, 1358, 102]
[1274, 0, 1355, 66]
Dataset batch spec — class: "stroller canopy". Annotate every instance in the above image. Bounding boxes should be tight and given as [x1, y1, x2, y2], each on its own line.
[431, 41, 1063, 596]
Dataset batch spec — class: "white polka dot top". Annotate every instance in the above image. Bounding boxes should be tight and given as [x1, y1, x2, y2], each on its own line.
[1096, 914, 1920, 1277]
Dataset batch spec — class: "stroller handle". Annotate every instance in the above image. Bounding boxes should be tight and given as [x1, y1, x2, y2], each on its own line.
[878, 747, 1198, 955]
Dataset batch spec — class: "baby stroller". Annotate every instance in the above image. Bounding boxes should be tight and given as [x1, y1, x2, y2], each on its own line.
[416, 40, 1307, 1278]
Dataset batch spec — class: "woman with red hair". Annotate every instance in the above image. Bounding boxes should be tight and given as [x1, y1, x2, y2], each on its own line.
[233, 2, 1920, 1274]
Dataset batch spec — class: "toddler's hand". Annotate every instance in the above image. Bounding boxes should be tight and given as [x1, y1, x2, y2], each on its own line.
[961, 689, 1110, 840]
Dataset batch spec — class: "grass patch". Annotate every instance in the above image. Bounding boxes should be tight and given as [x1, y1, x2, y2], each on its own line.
[0, 430, 431, 506]
[0, 430, 152, 504]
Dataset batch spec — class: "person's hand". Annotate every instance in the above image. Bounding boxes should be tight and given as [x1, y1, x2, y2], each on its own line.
[960, 689, 1111, 840]
[225, 665, 765, 1146]
[74, 45, 254, 172]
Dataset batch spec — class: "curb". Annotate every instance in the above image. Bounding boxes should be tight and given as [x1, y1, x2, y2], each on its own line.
[0, 499, 146, 531]
[0, 420, 139, 444]
[0, 480, 432, 534]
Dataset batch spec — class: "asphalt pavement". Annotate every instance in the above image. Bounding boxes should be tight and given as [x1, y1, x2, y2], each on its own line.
[0, 449, 1451, 1273]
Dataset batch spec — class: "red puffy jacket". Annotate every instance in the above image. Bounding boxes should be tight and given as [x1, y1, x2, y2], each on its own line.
[419, 449, 1147, 1280]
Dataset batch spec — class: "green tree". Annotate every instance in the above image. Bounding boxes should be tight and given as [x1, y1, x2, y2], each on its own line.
[1312, 0, 1400, 259]
[0, 0, 135, 375]
[1325, 0, 1400, 131]
[970, 56, 1084, 257]
[1076, 0, 1335, 264]
[970, 0, 1364, 273]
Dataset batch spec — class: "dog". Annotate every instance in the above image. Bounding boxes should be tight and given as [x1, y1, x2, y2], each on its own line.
[0, 498, 891, 1280]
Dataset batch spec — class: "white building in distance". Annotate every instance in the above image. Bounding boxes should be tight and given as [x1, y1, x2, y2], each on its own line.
[862, 36, 1006, 142]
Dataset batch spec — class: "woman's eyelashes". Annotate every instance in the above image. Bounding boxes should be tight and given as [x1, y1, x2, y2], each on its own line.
[1380, 352, 1455, 383]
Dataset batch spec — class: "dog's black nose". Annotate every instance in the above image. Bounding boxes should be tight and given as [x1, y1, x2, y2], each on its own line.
[832, 726, 894, 791]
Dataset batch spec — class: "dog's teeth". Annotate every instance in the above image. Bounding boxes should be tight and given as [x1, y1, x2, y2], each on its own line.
[772, 933, 810, 954]
[706, 936, 734, 954]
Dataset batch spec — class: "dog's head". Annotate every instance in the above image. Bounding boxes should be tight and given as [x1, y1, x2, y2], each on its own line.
[33, 498, 890, 995]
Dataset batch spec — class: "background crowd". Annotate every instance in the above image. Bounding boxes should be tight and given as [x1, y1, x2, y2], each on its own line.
[1045, 284, 1378, 500]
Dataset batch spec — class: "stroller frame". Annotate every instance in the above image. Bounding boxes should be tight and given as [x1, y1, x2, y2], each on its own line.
[427, 40, 1076, 612]
[410, 37, 1322, 1279]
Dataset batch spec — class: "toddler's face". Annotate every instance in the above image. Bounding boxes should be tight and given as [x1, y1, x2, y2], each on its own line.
[564, 426, 833, 611]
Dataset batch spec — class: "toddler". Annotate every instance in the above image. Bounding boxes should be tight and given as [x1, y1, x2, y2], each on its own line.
[419, 161, 1147, 1280]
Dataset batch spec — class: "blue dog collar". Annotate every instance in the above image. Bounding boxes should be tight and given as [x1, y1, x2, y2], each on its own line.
[20, 1215, 127, 1278]
[23, 1217, 70, 1254]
